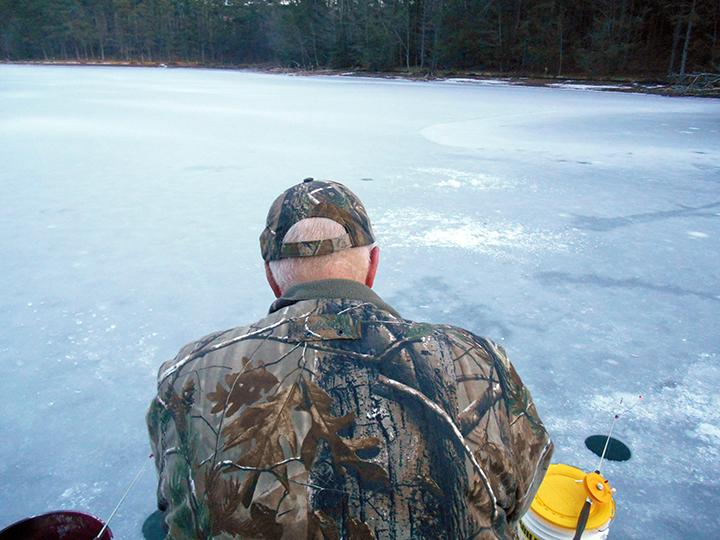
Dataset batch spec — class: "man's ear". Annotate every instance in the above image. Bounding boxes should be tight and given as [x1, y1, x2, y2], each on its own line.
[265, 263, 283, 298]
[365, 246, 380, 288]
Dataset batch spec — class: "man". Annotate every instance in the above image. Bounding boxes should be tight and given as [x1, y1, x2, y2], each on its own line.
[147, 178, 552, 540]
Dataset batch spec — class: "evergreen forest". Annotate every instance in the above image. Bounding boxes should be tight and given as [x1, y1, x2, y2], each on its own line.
[1, 0, 718, 80]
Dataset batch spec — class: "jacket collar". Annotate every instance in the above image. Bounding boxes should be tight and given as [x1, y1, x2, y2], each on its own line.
[269, 279, 401, 318]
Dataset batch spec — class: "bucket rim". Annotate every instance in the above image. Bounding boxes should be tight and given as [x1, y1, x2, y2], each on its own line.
[0, 510, 112, 539]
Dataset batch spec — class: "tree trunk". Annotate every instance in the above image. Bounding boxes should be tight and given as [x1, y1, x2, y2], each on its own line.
[497, 6, 503, 71]
[668, 18, 681, 75]
[620, 0, 633, 71]
[430, 0, 443, 74]
[298, 32, 307, 68]
[420, 0, 427, 69]
[406, 5, 411, 69]
[310, 20, 319, 68]
[679, 0, 696, 77]
[557, 13, 563, 76]
[712, 2, 719, 51]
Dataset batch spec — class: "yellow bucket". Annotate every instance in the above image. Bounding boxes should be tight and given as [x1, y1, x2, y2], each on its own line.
[519, 464, 616, 540]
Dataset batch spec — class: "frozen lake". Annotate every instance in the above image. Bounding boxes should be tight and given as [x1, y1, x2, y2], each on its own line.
[1, 64, 719, 538]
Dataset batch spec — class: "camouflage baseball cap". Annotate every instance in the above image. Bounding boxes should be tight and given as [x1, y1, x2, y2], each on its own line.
[260, 178, 376, 262]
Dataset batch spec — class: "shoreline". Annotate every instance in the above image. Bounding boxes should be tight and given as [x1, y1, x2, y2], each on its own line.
[3, 59, 716, 98]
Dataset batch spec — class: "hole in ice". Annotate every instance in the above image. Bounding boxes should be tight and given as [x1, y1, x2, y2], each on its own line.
[142, 510, 167, 540]
[584, 435, 632, 462]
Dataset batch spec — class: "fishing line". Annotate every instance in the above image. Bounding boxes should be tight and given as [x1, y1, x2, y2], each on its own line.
[583, 393, 643, 466]
[595, 394, 642, 471]
[570, 394, 643, 540]
[94, 454, 153, 540]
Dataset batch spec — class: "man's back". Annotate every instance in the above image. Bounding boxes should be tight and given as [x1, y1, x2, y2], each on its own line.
[147, 279, 552, 539]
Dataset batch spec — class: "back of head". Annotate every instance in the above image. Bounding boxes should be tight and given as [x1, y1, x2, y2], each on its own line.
[268, 217, 372, 292]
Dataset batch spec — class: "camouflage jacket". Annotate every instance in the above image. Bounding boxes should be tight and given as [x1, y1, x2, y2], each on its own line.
[147, 279, 553, 540]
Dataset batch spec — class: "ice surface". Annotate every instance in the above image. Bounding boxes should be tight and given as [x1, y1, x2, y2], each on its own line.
[1, 65, 719, 538]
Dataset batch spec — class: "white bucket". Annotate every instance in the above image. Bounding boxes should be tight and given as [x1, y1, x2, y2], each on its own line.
[519, 508, 610, 540]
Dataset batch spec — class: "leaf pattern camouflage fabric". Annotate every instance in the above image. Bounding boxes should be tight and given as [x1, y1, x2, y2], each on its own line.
[147, 280, 553, 540]
[259, 179, 376, 262]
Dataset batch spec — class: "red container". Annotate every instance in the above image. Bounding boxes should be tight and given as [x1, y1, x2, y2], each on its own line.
[0, 511, 112, 540]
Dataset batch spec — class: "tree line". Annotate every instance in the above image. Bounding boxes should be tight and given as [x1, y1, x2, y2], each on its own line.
[1, 0, 718, 79]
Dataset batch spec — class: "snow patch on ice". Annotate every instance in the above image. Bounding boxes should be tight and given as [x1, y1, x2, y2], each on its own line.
[422, 224, 526, 250]
[415, 167, 520, 191]
[443, 78, 515, 86]
[437, 179, 463, 188]
[60, 482, 107, 509]
[589, 353, 720, 464]
[687, 231, 709, 238]
[695, 423, 720, 445]
[547, 82, 634, 91]
[375, 209, 570, 255]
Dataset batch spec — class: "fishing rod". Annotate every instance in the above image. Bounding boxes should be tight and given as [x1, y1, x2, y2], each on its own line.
[572, 395, 642, 540]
